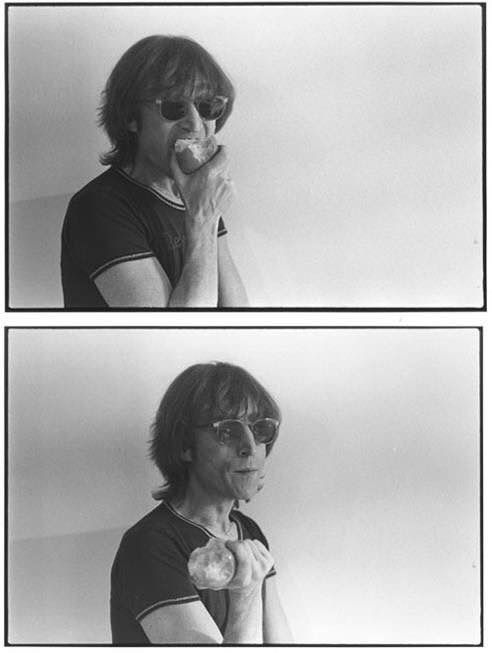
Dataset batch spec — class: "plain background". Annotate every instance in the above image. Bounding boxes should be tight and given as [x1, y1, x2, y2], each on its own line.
[8, 4, 483, 308]
[7, 328, 481, 644]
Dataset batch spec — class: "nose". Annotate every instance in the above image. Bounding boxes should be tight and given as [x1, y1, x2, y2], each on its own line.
[237, 425, 256, 457]
[180, 101, 204, 132]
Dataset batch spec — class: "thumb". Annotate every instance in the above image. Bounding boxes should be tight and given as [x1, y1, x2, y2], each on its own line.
[169, 150, 186, 188]
[224, 540, 240, 556]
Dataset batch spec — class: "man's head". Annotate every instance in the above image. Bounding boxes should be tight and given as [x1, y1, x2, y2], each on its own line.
[98, 35, 235, 170]
[150, 362, 281, 503]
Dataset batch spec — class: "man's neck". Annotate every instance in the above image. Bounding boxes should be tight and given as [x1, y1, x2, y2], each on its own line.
[125, 161, 182, 203]
[171, 489, 236, 538]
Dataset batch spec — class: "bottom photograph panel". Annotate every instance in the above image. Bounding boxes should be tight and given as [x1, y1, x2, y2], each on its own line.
[6, 328, 481, 645]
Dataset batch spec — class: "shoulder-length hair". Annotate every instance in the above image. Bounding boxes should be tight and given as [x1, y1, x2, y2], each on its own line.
[98, 35, 235, 169]
[149, 362, 281, 503]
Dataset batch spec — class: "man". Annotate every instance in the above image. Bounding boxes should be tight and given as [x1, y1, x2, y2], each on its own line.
[110, 362, 293, 643]
[61, 36, 247, 308]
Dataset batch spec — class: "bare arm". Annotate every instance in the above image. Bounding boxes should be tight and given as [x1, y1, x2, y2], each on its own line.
[140, 600, 223, 644]
[222, 539, 274, 643]
[94, 257, 171, 307]
[170, 146, 232, 307]
[218, 235, 249, 307]
[94, 235, 218, 308]
[95, 148, 233, 308]
[262, 576, 294, 643]
[140, 539, 273, 644]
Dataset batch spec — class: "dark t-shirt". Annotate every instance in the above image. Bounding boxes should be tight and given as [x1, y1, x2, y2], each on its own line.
[61, 168, 227, 308]
[110, 501, 275, 644]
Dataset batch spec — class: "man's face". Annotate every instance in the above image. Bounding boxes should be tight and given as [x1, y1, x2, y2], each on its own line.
[186, 411, 269, 503]
[132, 80, 217, 178]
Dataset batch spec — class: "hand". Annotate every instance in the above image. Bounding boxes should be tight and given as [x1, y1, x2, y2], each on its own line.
[225, 539, 274, 594]
[170, 145, 235, 232]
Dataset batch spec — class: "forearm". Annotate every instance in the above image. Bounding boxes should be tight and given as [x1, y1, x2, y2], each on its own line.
[262, 577, 294, 643]
[217, 236, 249, 307]
[218, 269, 248, 307]
[263, 603, 294, 643]
[223, 588, 263, 644]
[168, 226, 219, 307]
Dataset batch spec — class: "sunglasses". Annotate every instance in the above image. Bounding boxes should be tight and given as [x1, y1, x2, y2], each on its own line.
[154, 95, 228, 122]
[198, 418, 280, 447]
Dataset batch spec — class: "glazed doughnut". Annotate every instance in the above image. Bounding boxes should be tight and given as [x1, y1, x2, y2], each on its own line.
[174, 135, 219, 174]
[188, 537, 236, 590]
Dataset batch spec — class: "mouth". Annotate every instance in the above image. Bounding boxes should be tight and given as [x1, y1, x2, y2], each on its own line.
[173, 131, 204, 147]
[234, 469, 258, 474]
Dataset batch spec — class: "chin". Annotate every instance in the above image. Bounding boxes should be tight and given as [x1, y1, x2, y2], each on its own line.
[228, 471, 264, 503]
[233, 488, 258, 503]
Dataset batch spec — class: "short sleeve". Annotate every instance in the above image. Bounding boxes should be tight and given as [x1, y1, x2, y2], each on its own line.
[63, 189, 155, 281]
[113, 528, 200, 622]
[234, 512, 276, 579]
[218, 217, 227, 237]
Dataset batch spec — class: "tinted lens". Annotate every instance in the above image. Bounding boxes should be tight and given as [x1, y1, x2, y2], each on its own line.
[159, 100, 187, 121]
[251, 419, 278, 444]
[159, 97, 227, 121]
[197, 97, 227, 121]
[216, 420, 242, 444]
[216, 419, 278, 445]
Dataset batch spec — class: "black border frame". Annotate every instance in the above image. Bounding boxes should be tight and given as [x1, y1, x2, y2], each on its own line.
[4, 326, 484, 646]
[4, 2, 487, 312]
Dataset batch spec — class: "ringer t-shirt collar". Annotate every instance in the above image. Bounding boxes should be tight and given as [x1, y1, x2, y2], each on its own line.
[163, 500, 243, 540]
[115, 167, 185, 211]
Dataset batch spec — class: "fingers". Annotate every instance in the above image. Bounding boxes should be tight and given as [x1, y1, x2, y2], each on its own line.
[169, 151, 186, 187]
[225, 539, 274, 590]
[172, 144, 233, 223]
[215, 177, 235, 213]
[251, 539, 270, 558]
[251, 539, 274, 571]
[204, 145, 229, 176]
[226, 540, 254, 586]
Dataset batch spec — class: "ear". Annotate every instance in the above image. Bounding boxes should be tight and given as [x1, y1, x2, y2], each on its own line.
[181, 448, 192, 462]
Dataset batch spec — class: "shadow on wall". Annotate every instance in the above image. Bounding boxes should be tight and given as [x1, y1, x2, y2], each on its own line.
[8, 527, 122, 644]
[9, 194, 70, 308]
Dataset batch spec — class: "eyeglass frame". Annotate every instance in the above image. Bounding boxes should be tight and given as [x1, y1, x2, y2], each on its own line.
[195, 417, 280, 447]
[151, 95, 229, 122]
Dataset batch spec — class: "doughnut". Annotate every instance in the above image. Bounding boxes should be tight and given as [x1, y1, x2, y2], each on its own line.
[174, 135, 219, 174]
[187, 537, 236, 590]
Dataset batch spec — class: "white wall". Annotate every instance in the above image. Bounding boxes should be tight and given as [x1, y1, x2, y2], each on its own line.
[8, 328, 481, 643]
[8, 5, 483, 307]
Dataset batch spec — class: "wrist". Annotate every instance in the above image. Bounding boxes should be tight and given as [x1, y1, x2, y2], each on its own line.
[228, 584, 262, 605]
[186, 213, 218, 239]
[224, 586, 263, 644]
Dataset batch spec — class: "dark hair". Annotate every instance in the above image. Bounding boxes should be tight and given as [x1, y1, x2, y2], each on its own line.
[98, 35, 235, 168]
[149, 362, 281, 502]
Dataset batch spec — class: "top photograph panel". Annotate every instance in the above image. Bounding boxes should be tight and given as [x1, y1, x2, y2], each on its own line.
[6, 3, 485, 310]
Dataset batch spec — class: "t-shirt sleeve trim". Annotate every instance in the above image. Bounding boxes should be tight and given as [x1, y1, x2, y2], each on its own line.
[218, 227, 227, 237]
[266, 567, 277, 579]
[89, 251, 154, 280]
[136, 594, 200, 621]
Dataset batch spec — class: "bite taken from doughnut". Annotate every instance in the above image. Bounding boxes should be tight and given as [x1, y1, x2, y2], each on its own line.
[187, 538, 236, 590]
[174, 135, 219, 174]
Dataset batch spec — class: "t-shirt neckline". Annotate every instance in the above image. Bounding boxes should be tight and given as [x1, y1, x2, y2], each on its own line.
[162, 500, 243, 541]
[114, 167, 185, 211]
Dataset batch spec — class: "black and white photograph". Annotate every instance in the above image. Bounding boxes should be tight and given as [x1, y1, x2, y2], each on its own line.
[2, 0, 488, 647]
[6, 3, 484, 309]
[6, 327, 481, 644]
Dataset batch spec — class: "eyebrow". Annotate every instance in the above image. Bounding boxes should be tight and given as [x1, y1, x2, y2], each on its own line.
[161, 90, 216, 102]
[169, 77, 217, 98]
[216, 406, 264, 421]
